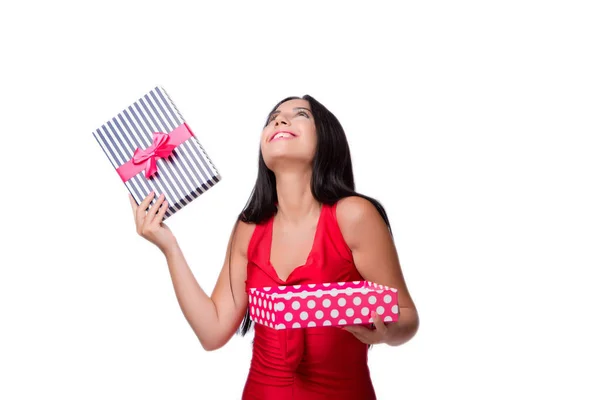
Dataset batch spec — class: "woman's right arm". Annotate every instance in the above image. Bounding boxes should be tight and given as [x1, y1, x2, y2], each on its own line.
[162, 220, 254, 351]
[129, 191, 253, 351]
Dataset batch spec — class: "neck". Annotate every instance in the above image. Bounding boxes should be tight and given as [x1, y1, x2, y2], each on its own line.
[274, 169, 320, 224]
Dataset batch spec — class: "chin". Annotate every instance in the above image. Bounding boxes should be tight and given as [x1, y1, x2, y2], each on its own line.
[264, 152, 314, 171]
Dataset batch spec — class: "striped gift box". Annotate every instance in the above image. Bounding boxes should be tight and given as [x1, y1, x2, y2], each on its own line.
[92, 86, 220, 220]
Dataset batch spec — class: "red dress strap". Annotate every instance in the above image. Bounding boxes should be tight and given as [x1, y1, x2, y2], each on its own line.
[326, 201, 354, 263]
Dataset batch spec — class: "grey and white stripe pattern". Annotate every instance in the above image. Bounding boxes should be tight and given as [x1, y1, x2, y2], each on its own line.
[92, 86, 221, 220]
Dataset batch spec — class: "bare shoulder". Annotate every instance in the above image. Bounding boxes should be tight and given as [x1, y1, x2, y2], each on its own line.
[336, 195, 383, 229]
[336, 196, 387, 248]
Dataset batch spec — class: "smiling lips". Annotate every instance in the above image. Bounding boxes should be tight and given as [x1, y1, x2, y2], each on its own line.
[270, 130, 297, 142]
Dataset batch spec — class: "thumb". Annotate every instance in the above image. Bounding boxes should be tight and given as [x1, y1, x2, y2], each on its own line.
[128, 194, 137, 213]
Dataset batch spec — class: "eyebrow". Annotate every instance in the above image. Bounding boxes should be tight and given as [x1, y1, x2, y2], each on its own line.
[269, 107, 312, 118]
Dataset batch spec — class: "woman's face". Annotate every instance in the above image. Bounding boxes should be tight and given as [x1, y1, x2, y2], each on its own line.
[260, 99, 317, 172]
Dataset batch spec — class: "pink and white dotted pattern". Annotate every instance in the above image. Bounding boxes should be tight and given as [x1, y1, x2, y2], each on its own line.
[248, 281, 399, 330]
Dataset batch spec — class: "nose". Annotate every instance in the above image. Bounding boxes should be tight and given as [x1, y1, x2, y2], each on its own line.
[274, 113, 290, 126]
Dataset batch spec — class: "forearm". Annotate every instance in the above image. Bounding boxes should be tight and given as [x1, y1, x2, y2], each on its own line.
[163, 242, 221, 349]
[385, 307, 419, 347]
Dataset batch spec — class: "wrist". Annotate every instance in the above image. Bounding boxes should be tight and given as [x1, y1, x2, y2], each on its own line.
[160, 240, 180, 259]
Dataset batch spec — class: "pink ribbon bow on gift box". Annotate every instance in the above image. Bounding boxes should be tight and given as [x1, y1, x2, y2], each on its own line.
[116, 123, 194, 182]
[131, 132, 177, 179]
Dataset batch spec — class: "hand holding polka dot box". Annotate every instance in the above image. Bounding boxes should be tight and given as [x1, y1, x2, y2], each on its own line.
[248, 280, 399, 330]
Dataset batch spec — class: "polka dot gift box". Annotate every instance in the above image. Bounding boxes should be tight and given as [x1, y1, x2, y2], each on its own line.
[248, 280, 399, 329]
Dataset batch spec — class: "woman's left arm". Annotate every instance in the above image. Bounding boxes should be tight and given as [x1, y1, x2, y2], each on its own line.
[337, 196, 420, 347]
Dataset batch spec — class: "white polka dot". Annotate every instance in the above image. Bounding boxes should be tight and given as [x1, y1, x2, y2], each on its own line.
[322, 299, 331, 308]
[377, 306, 384, 315]
[368, 317, 374, 323]
[323, 283, 331, 287]
[299, 291, 308, 299]
[268, 301, 273, 310]
[276, 324, 286, 329]
[368, 296, 377, 305]
[345, 288, 353, 296]
[315, 310, 324, 319]
[337, 298, 346, 307]
[346, 308, 354, 317]
[330, 288, 339, 297]
[293, 285, 301, 289]
[261, 310, 265, 318]
[283, 292, 293, 300]
[353, 297, 362, 306]
[331, 309, 339, 318]
[361, 307, 370, 316]
[384, 316, 393, 322]
[266, 311, 270, 320]
[308, 284, 316, 288]
[392, 305, 399, 313]
[338, 282, 346, 286]
[307, 300, 316, 309]
[315, 289, 324, 298]
[384, 294, 392, 303]
[292, 301, 301, 310]
[264, 287, 271, 291]
[292, 322, 301, 328]
[258, 298, 262, 307]
[308, 321, 316, 327]
[360, 289, 369, 295]
[352, 280, 360, 284]
[278, 286, 286, 290]
[251, 306, 255, 315]
[284, 312, 293, 321]
[272, 313, 276, 322]
[300, 311, 308, 320]
[339, 319, 347, 325]
[323, 320, 332, 326]
[275, 302, 285, 311]
[269, 322, 273, 328]
[354, 318, 363, 324]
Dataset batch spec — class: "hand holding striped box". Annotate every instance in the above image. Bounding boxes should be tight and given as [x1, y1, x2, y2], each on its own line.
[92, 86, 220, 220]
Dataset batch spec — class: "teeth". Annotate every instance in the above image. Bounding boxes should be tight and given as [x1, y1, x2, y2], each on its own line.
[274, 132, 293, 140]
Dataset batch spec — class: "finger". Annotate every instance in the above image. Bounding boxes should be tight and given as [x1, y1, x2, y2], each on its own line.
[344, 325, 375, 342]
[345, 329, 373, 344]
[129, 194, 138, 215]
[153, 197, 169, 224]
[372, 312, 387, 332]
[136, 191, 156, 225]
[144, 193, 165, 227]
[140, 190, 156, 210]
[344, 325, 371, 335]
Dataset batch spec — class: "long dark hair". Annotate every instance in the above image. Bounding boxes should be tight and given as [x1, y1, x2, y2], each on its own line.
[230, 95, 393, 337]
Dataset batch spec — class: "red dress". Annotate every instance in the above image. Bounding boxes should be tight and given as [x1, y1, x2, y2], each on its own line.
[242, 202, 377, 400]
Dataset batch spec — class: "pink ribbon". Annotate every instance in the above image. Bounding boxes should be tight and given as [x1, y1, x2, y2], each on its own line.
[116, 123, 194, 182]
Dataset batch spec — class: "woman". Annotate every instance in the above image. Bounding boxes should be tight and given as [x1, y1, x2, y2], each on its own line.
[129, 95, 419, 399]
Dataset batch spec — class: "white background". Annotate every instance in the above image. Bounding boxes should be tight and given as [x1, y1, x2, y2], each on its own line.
[1, 1, 599, 399]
